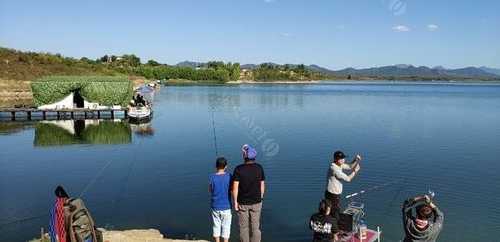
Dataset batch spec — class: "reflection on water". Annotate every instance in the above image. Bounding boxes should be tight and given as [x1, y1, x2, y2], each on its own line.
[0, 119, 149, 146]
[33, 120, 132, 146]
[1, 83, 500, 242]
[130, 122, 155, 136]
[0, 122, 34, 135]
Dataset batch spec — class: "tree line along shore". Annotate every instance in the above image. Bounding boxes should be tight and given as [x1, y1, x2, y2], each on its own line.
[2, 46, 499, 108]
[0, 47, 332, 107]
[0, 47, 331, 84]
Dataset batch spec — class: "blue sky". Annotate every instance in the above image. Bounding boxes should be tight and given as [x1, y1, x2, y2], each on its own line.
[1, 0, 499, 69]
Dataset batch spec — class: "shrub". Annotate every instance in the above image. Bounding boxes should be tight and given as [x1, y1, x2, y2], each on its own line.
[31, 76, 133, 106]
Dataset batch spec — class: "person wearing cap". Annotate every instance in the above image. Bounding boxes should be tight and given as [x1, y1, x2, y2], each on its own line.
[325, 151, 362, 212]
[232, 144, 266, 242]
[402, 195, 444, 242]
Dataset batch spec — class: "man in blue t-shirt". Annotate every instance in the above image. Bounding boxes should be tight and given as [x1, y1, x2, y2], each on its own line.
[209, 157, 232, 242]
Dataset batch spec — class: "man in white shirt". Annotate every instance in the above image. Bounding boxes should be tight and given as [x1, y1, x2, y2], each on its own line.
[325, 151, 362, 212]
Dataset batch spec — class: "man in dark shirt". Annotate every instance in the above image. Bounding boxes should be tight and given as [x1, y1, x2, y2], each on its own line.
[310, 199, 339, 242]
[232, 144, 265, 242]
[402, 195, 444, 242]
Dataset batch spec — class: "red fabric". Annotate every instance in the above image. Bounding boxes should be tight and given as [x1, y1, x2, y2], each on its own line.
[55, 197, 67, 242]
[350, 229, 378, 242]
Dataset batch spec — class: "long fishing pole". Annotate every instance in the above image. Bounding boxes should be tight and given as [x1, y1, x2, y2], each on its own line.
[345, 177, 406, 199]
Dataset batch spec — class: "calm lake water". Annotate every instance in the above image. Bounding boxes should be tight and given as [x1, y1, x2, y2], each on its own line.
[1, 82, 500, 242]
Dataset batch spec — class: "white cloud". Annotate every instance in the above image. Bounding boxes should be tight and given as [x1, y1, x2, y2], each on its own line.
[280, 32, 292, 37]
[392, 25, 410, 32]
[427, 24, 439, 31]
[264, 0, 275, 3]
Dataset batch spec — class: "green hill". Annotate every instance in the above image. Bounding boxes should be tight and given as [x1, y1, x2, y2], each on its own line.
[0, 47, 122, 81]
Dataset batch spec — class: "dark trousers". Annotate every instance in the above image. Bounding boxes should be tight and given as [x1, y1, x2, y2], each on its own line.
[324, 191, 341, 221]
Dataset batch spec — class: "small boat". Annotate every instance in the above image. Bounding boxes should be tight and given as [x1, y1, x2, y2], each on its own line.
[128, 85, 155, 123]
[128, 106, 152, 123]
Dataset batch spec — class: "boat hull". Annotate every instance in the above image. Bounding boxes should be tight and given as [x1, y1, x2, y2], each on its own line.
[127, 107, 152, 123]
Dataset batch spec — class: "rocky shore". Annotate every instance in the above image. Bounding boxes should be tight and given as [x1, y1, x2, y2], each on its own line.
[32, 229, 209, 242]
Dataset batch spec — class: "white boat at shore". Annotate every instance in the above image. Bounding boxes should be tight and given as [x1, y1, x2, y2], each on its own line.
[127, 85, 155, 123]
[127, 106, 152, 122]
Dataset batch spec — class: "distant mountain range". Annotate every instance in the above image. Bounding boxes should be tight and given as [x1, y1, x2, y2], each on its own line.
[176, 61, 500, 80]
[480, 66, 500, 76]
[175, 61, 205, 68]
[332, 65, 500, 80]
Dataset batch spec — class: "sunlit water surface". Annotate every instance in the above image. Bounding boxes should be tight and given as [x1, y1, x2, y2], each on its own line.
[1, 82, 500, 242]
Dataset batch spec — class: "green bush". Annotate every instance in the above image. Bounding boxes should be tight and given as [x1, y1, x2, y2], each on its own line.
[31, 76, 133, 106]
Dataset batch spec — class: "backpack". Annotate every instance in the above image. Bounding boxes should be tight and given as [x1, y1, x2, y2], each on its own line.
[63, 197, 102, 242]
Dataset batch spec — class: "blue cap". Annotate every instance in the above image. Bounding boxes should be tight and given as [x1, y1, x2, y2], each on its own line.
[242, 144, 257, 160]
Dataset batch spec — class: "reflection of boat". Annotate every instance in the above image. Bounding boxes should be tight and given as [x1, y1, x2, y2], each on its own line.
[34, 119, 131, 146]
[130, 121, 154, 136]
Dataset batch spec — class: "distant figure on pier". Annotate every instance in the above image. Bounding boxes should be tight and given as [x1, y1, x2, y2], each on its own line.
[233, 144, 265, 242]
[133, 94, 146, 106]
[402, 194, 444, 242]
[209, 157, 232, 242]
[325, 151, 362, 214]
[309, 199, 339, 242]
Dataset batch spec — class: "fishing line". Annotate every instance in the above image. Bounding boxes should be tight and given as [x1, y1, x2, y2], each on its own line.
[0, 213, 48, 230]
[209, 105, 219, 157]
[108, 126, 145, 224]
[79, 158, 115, 198]
[382, 177, 408, 218]
[345, 177, 407, 199]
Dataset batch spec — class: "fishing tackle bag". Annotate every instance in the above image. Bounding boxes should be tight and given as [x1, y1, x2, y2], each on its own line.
[63, 197, 102, 242]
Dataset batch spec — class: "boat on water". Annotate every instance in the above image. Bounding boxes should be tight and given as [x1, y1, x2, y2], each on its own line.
[128, 106, 152, 123]
[128, 85, 155, 123]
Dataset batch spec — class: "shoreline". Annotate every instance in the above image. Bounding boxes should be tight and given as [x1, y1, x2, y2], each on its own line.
[227, 80, 321, 84]
[225, 79, 500, 85]
[32, 228, 209, 242]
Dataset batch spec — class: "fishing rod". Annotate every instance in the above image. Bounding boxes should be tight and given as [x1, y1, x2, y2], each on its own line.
[345, 177, 407, 199]
[209, 105, 219, 157]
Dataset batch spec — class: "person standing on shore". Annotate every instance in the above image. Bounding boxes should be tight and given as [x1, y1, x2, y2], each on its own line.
[325, 151, 361, 212]
[209, 157, 232, 242]
[402, 194, 444, 242]
[232, 144, 266, 242]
